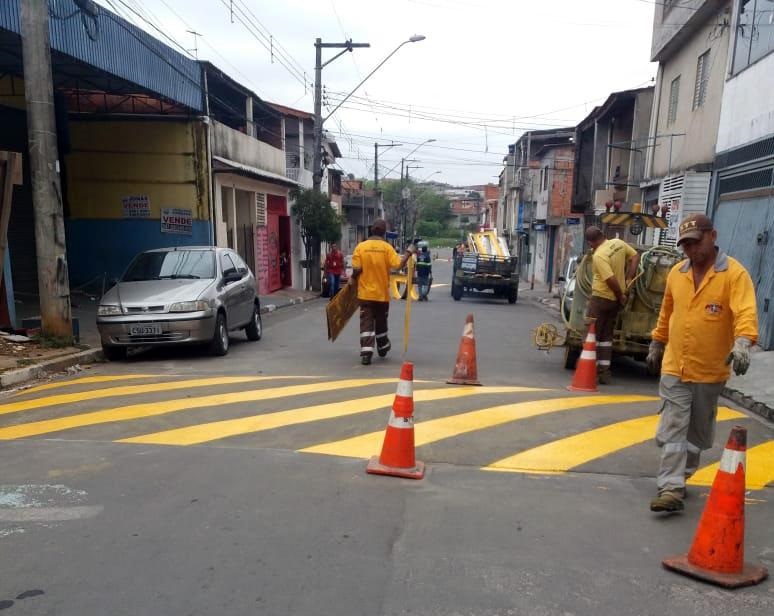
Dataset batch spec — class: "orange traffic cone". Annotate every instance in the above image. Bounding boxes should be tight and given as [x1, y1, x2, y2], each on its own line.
[567, 322, 598, 393]
[366, 362, 425, 480]
[447, 314, 482, 386]
[662, 426, 769, 588]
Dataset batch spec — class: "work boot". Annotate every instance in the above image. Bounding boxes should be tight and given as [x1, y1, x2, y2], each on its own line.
[597, 370, 612, 385]
[361, 355, 372, 366]
[649, 490, 684, 513]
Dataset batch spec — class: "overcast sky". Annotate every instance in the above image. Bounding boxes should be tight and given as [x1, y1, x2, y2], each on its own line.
[96, 0, 659, 186]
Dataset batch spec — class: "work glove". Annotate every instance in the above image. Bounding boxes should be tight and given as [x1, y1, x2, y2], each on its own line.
[646, 340, 665, 374]
[725, 337, 752, 376]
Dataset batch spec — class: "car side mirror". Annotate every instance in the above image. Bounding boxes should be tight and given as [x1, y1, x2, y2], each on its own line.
[223, 271, 240, 284]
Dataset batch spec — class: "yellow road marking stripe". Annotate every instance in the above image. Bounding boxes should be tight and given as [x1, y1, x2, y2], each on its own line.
[301, 395, 656, 459]
[14, 375, 164, 396]
[0, 379, 398, 440]
[119, 386, 538, 446]
[483, 407, 745, 474]
[0, 376, 302, 416]
[688, 441, 774, 490]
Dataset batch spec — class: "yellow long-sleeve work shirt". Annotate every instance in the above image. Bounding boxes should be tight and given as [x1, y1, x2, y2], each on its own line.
[651, 251, 758, 383]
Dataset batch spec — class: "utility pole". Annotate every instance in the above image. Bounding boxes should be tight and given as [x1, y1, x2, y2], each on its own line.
[20, 0, 72, 338]
[312, 38, 370, 193]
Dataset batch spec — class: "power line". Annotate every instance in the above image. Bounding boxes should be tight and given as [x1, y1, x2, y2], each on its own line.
[216, 0, 308, 89]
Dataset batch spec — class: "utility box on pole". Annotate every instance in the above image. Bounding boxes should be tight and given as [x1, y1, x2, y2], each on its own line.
[20, 0, 72, 338]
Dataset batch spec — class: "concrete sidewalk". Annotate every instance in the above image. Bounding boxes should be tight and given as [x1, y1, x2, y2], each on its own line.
[1, 287, 322, 389]
[524, 281, 774, 421]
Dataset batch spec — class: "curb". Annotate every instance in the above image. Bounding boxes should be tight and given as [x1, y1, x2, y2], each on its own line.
[0, 348, 104, 390]
[721, 386, 774, 422]
[260, 295, 323, 314]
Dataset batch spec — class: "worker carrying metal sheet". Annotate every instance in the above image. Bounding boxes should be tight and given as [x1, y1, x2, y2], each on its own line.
[349, 219, 415, 365]
[584, 226, 641, 384]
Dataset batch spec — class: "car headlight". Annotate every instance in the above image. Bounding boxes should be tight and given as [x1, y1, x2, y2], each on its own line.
[168, 301, 209, 313]
[98, 305, 122, 316]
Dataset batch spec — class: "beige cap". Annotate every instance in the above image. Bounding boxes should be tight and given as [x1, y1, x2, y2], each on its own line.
[677, 214, 714, 246]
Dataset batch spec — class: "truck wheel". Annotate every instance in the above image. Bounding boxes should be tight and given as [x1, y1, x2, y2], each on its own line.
[563, 345, 580, 370]
[452, 283, 463, 301]
[507, 286, 518, 304]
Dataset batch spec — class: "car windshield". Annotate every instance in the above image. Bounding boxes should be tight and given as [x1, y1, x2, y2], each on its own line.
[122, 250, 216, 282]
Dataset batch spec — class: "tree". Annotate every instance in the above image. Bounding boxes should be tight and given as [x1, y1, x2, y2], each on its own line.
[290, 188, 342, 290]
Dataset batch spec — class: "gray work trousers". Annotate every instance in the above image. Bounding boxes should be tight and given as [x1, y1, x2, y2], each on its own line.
[655, 374, 724, 493]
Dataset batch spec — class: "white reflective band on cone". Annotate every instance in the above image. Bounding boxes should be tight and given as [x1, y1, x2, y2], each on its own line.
[585, 334, 596, 343]
[719, 449, 746, 474]
[387, 411, 414, 429]
[463, 323, 474, 338]
[396, 380, 413, 397]
[580, 350, 596, 360]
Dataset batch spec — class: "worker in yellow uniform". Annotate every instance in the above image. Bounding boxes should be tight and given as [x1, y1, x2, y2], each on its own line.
[647, 214, 758, 513]
[584, 226, 640, 384]
[349, 219, 414, 365]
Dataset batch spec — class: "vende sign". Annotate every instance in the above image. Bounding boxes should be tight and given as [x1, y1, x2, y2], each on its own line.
[161, 208, 193, 235]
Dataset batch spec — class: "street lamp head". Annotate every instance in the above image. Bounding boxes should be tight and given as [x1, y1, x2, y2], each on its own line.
[408, 35, 426, 43]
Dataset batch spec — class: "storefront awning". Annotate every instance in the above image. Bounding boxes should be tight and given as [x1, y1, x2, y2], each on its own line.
[212, 156, 299, 188]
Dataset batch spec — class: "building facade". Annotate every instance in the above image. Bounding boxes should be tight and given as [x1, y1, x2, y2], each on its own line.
[643, 0, 732, 243]
[711, 0, 774, 349]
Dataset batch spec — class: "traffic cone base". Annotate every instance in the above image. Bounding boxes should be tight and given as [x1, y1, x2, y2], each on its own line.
[661, 426, 769, 588]
[366, 456, 425, 480]
[662, 555, 768, 589]
[447, 314, 481, 385]
[567, 324, 598, 393]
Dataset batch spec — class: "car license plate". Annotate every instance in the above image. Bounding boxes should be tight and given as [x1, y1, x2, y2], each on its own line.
[128, 324, 162, 336]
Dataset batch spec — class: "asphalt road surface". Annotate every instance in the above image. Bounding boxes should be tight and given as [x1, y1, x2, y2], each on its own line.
[1, 258, 772, 615]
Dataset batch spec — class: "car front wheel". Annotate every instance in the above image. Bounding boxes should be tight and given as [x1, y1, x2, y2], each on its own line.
[209, 312, 229, 356]
[245, 304, 262, 341]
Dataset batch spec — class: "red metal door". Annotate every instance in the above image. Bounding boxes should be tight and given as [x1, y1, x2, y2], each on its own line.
[267, 213, 281, 292]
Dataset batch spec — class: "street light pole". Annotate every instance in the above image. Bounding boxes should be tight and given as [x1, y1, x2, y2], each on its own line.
[313, 36, 425, 194]
[374, 141, 402, 191]
[404, 163, 423, 247]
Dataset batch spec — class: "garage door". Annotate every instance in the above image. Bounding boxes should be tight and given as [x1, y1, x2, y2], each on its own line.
[715, 189, 774, 350]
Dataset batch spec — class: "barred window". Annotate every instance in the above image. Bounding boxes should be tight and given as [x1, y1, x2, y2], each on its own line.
[693, 50, 710, 110]
[667, 75, 680, 125]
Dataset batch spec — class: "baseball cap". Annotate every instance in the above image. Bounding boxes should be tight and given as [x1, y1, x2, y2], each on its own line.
[677, 214, 714, 246]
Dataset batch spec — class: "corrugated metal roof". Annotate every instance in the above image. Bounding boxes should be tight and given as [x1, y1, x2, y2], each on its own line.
[0, 0, 202, 112]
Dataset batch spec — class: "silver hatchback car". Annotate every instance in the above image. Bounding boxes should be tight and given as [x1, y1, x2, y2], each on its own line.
[97, 246, 261, 360]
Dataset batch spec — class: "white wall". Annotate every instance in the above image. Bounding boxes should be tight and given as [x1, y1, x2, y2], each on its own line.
[717, 53, 774, 152]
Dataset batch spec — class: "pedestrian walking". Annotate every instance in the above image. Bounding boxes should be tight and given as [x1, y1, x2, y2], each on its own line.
[416, 245, 432, 301]
[584, 226, 640, 384]
[647, 214, 758, 513]
[324, 243, 344, 299]
[349, 219, 414, 365]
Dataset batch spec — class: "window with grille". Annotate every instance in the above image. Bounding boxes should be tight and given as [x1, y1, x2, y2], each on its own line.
[667, 75, 680, 125]
[693, 50, 710, 110]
